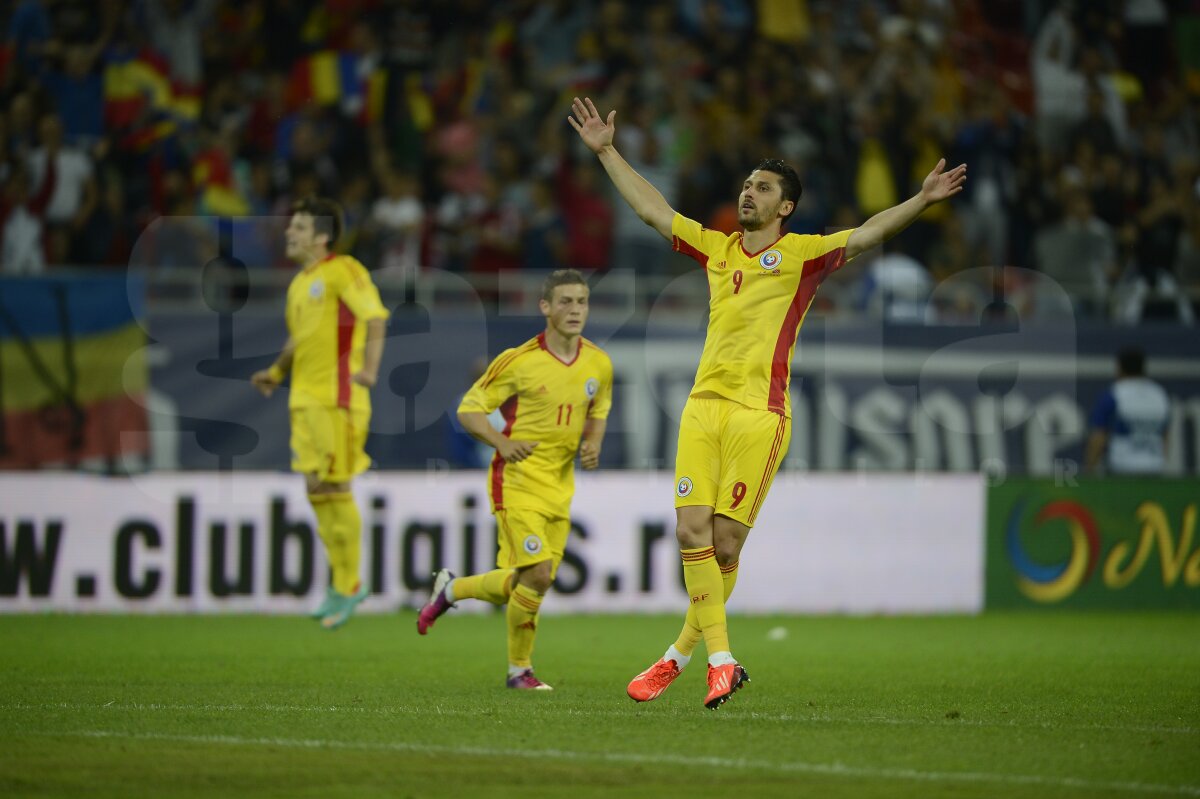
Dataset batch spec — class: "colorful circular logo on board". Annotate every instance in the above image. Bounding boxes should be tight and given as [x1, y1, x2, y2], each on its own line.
[1006, 498, 1101, 603]
[759, 250, 782, 270]
[523, 535, 543, 555]
[585, 378, 599, 399]
[309, 279, 325, 298]
[676, 477, 693, 498]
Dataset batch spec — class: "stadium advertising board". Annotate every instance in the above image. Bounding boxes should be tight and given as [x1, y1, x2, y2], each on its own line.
[0, 472, 983, 615]
[985, 478, 1200, 609]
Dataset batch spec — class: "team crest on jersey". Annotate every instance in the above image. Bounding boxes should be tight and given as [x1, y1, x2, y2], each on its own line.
[523, 535, 543, 555]
[585, 378, 599, 399]
[759, 250, 783, 270]
[676, 477, 693, 498]
[309, 279, 325, 299]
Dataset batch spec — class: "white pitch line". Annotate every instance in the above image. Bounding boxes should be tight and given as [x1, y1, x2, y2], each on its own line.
[4, 701, 1196, 737]
[4, 700, 1195, 739]
[30, 729, 1200, 797]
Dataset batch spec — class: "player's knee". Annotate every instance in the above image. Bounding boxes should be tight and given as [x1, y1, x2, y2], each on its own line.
[712, 520, 749, 565]
[675, 518, 712, 549]
[713, 538, 741, 566]
[519, 561, 554, 593]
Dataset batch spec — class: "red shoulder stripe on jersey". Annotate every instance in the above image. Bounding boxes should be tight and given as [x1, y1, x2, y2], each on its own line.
[672, 235, 708, 268]
[766, 247, 846, 413]
[800, 242, 848, 280]
[489, 395, 519, 510]
[481, 341, 539, 388]
[748, 415, 787, 523]
[337, 300, 353, 408]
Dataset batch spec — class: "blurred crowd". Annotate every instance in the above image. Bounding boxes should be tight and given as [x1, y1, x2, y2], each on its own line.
[2, 0, 1199, 323]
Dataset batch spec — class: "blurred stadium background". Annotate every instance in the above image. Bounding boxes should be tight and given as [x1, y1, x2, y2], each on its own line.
[1, 2, 1198, 797]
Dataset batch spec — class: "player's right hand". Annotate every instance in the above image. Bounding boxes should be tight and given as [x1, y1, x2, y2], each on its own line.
[250, 370, 278, 398]
[497, 439, 538, 463]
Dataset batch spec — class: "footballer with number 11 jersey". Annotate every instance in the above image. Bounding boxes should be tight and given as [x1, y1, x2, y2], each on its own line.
[417, 269, 613, 692]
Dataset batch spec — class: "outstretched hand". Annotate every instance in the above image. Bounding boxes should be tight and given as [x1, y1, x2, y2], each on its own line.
[920, 158, 968, 205]
[567, 96, 616, 154]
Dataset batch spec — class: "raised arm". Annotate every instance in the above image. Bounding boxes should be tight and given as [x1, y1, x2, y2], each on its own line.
[845, 158, 967, 261]
[568, 96, 675, 241]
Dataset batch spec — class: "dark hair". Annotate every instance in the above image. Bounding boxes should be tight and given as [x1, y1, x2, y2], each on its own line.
[1117, 347, 1145, 377]
[541, 268, 587, 302]
[751, 159, 802, 224]
[291, 196, 344, 249]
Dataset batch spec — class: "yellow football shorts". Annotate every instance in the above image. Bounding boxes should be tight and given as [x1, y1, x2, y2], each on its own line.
[496, 507, 570, 576]
[290, 405, 371, 483]
[673, 395, 791, 527]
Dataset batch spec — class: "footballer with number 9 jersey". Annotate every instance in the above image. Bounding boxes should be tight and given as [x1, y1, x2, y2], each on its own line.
[570, 95, 967, 709]
[417, 269, 613, 691]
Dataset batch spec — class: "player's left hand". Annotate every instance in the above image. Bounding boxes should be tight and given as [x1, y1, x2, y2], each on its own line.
[251, 370, 278, 397]
[352, 370, 377, 388]
[920, 158, 967, 205]
[579, 441, 601, 470]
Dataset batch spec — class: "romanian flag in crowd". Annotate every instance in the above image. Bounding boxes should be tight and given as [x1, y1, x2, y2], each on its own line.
[102, 48, 201, 148]
[287, 50, 387, 123]
[0, 277, 148, 469]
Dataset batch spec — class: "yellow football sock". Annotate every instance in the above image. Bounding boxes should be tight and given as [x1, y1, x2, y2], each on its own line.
[308, 494, 342, 592]
[674, 560, 739, 657]
[680, 546, 729, 656]
[451, 568, 516, 605]
[506, 582, 544, 668]
[326, 492, 362, 596]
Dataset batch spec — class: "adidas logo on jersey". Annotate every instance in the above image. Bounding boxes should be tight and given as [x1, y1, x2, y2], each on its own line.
[537, 385, 549, 394]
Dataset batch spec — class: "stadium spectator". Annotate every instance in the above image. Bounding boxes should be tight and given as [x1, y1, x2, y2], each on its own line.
[1, 163, 54, 274]
[568, 94, 965, 709]
[1034, 190, 1116, 316]
[38, 44, 105, 145]
[418, 269, 614, 692]
[522, 178, 567, 272]
[559, 160, 613, 272]
[856, 248, 935, 324]
[1084, 347, 1170, 475]
[25, 113, 95, 263]
[1114, 172, 1196, 324]
[369, 169, 425, 280]
[136, 0, 216, 87]
[250, 197, 389, 630]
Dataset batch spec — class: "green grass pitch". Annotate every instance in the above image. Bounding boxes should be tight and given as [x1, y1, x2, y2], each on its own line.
[1, 612, 1197, 798]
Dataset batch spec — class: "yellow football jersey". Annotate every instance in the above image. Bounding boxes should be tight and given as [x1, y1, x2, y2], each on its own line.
[458, 333, 613, 516]
[286, 254, 390, 411]
[671, 213, 854, 417]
